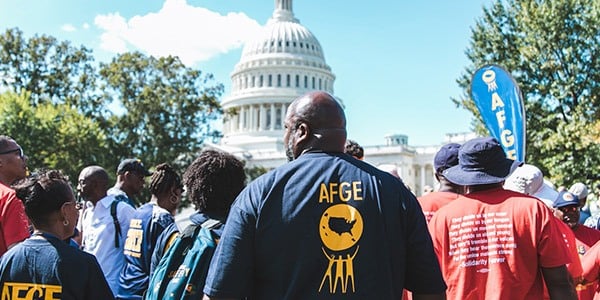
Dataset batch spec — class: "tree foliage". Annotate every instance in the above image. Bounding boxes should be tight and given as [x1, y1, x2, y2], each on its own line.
[0, 91, 111, 182]
[98, 52, 224, 168]
[0, 28, 104, 117]
[455, 0, 600, 186]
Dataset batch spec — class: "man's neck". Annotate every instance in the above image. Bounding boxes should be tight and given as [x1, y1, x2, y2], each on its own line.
[0, 174, 15, 187]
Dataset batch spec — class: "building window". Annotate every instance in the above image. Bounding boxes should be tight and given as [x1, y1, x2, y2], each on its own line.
[251, 76, 255, 88]
[268, 75, 272, 87]
[296, 75, 300, 87]
[275, 107, 282, 129]
[266, 107, 272, 128]
[259, 75, 263, 87]
[312, 77, 315, 89]
[304, 76, 308, 88]
[286, 74, 291, 87]
[277, 74, 281, 87]
[319, 78, 322, 90]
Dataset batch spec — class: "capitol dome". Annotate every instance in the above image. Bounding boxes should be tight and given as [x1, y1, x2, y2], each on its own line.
[219, 0, 336, 163]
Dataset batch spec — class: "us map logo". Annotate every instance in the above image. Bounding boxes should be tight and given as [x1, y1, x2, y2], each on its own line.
[318, 204, 364, 294]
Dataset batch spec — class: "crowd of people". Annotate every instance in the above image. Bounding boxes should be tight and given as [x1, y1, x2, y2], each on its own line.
[0, 91, 599, 299]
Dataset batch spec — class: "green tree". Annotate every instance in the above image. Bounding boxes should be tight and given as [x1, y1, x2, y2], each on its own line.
[0, 91, 112, 182]
[98, 51, 223, 170]
[454, 0, 600, 186]
[0, 28, 104, 117]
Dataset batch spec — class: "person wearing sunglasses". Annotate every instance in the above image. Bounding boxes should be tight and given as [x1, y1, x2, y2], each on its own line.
[0, 136, 30, 257]
[0, 169, 114, 299]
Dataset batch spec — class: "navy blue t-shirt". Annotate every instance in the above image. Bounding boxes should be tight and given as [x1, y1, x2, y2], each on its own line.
[118, 203, 175, 299]
[0, 234, 114, 300]
[204, 151, 446, 299]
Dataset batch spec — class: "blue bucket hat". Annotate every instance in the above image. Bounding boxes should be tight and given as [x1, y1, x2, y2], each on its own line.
[442, 137, 522, 185]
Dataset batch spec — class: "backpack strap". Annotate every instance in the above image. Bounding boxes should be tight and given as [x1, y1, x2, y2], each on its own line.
[201, 219, 222, 230]
[110, 200, 120, 248]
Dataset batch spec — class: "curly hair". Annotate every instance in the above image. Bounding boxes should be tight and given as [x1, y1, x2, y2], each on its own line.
[345, 139, 364, 159]
[149, 163, 182, 196]
[12, 169, 73, 227]
[183, 150, 246, 214]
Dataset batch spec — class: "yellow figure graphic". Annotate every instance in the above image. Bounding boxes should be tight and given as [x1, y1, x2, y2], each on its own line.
[319, 249, 336, 293]
[344, 246, 359, 293]
[319, 204, 363, 294]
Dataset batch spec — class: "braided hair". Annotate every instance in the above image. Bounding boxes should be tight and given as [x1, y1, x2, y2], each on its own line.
[183, 150, 246, 214]
[149, 163, 182, 197]
[13, 170, 73, 227]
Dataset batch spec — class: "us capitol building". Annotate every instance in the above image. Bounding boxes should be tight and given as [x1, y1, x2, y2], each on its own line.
[207, 0, 475, 196]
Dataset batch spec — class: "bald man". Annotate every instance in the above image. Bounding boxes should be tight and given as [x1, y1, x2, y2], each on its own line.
[77, 166, 135, 296]
[203, 92, 446, 300]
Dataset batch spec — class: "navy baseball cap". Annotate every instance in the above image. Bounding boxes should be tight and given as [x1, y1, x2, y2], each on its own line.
[553, 191, 580, 208]
[434, 143, 461, 174]
[117, 158, 152, 176]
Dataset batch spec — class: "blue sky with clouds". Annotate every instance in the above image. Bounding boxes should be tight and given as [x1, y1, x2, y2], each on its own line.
[0, 0, 492, 146]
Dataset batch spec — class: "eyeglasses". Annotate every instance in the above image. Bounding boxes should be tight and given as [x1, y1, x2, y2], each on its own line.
[0, 147, 24, 159]
[65, 201, 83, 210]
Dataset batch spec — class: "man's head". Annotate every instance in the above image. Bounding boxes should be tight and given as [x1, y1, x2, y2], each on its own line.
[442, 137, 522, 189]
[183, 150, 246, 217]
[553, 190, 580, 229]
[504, 163, 557, 207]
[284, 91, 346, 161]
[115, 158, 152, 197]
[0, 136, 27, 185]
[77, 166, 109, 204]
[149, 163, 183, 215]
[345, 139, 364, 160]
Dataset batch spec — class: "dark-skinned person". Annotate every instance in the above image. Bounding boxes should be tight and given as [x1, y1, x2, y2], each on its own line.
[418, 142, 462, 223]
[429, 136, 576, 299]
[118, 163, 183, 300]
[0, 169, 114, 299]
[78, 165, 135, 296]
[147, 150, 246, 293]
[553, 190, 600, 299]
[202, 91, 447, 300]
[0, 136, 30, 256]
[108, 159, 153, 207]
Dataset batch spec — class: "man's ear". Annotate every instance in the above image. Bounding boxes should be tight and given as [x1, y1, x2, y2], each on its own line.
[295, 122, 311, 143]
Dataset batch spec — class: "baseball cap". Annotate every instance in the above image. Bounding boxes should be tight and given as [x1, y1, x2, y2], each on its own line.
[442, 137, 522, 185]
[503, 163, 543, 195]
[117, 158, 152, 176]
[569, 182, 588, 199]
[553, 190, 580, 208]
[434, 143, 460, 174]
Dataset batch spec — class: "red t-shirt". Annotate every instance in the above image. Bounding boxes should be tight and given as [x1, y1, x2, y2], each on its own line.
[581, 240, 600, 300]
[572, 224, 600, 299]
[543, 219, 583, 299]
[0, 182, 30, 256]
[417, 191, 459, 223]
[429, 188, 571, 300]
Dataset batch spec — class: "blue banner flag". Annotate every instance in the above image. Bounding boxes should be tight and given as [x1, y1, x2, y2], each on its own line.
[471, 65, 526, 161]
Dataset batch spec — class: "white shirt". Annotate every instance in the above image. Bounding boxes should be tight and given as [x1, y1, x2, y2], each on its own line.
[81, 194, 135, 295]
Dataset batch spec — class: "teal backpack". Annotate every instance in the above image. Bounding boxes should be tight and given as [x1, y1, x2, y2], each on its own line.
[145, 219, 221, 300]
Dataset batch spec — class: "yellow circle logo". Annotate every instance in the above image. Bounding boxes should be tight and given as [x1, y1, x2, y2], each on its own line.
[319, 204, 363, 251]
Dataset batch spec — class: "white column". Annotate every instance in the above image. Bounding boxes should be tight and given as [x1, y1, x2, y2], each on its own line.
[280, 103, 287, 127]
[239, 105, 246, 131]
[260, 104, 267, 131]
[270, 103, 276, 130]
[420, 165, 426, 196]
[249, 105, 255, 131]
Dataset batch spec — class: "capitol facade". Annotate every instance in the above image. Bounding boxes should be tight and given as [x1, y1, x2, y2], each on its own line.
[209, 0, 475, 196]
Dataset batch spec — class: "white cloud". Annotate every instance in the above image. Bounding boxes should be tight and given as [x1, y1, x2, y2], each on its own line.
[83, 23, 90, 30]
[94, 0, 263, 65]
[61, 24, 77, 32]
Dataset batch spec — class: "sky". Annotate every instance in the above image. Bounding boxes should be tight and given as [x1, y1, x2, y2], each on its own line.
[0, 0, 493, 147]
